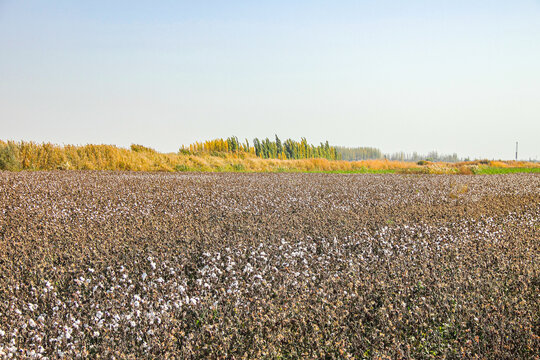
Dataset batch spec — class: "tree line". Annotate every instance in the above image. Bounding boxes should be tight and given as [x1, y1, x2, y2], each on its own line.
[180, 136, 341, 160]
[386, 151, 460, 163]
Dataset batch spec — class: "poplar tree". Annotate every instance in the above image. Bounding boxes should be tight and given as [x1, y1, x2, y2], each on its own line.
[253, 138, 262, 157]
[275, 135, 282, 156]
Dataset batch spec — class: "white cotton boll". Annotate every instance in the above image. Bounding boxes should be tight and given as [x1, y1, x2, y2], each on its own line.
[142, 273, 147, 281]
[243, 263, 253, 274]
[28, 319, 36, 328]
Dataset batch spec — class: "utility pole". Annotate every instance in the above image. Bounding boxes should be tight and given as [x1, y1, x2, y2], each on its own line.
[515, 142, 518, 161]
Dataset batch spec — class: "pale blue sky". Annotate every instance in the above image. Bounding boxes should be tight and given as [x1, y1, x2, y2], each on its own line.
[1, 1, 539, 159]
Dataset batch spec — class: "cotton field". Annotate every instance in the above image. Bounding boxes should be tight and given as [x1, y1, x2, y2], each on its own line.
[0, 172, 538, 359]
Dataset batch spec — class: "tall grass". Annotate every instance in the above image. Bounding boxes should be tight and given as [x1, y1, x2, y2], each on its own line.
[1, 140, 538, 174]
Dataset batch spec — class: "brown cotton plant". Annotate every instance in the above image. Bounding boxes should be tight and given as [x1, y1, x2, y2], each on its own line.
[0, 172, 538, 358]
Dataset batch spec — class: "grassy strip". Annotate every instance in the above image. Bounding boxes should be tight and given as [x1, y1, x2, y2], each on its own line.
[472, 166, 540, 174]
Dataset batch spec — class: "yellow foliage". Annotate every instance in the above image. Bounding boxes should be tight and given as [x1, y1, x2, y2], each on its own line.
[489, 160, 508, 168]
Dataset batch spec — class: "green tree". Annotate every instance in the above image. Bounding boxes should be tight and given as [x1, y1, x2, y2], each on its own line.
[275, 135, 282, 156]
[253, 138, 262, 157]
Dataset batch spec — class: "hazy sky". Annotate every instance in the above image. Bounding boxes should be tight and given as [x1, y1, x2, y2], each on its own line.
[1, 1, 539, 160]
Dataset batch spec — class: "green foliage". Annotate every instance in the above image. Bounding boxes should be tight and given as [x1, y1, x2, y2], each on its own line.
[227, 136, 240, 152]
[275, 135, 282, 155]
[231, 163, 245, 171]
[473, 166, 540, 174]
[184, 135, 341, 161]
[175, 164, 190, 172]
[0, 143, 21, 170]
[252, 136, 340, 160]
[210, 151, 227, 158]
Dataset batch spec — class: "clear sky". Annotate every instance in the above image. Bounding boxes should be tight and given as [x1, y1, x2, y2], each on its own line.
[1, 1, 539, 160]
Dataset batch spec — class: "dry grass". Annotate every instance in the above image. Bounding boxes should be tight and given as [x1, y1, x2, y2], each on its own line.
[1, 140, 538, 173]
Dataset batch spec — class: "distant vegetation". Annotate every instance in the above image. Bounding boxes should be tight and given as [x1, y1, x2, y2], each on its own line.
[335, 146, 383, 161]
[1, 140, 538, 174]
[336, 147, 461, 162]
[386, 151, 460, 162]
